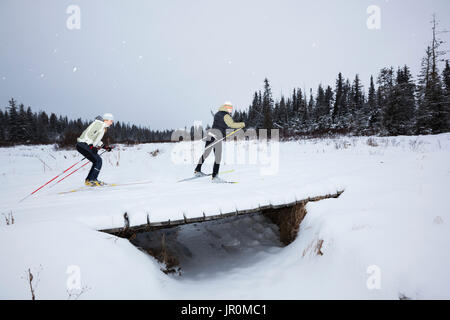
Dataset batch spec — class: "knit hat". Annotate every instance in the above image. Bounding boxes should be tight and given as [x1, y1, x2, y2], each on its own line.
[103, 113, 114, 121]
[222, 101, 233, 112]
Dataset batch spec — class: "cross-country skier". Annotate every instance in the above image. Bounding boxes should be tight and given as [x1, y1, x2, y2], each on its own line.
[76, 113, 114, 186]
[194, 102, 245, 183]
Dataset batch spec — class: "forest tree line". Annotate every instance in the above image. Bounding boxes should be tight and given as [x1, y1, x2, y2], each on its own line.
[1, 18, 449, 146]
[0, 101, 173, 147]
[234, 18, 449, 137]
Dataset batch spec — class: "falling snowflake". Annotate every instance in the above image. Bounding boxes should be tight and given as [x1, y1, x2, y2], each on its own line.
[40, 73, 45, 78]
[73, 67, 77, 72]
[1, 76, 6, 80]
[138, 55, 143, 60]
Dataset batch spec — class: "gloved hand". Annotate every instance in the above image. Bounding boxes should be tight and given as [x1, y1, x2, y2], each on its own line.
[240, 123, 246, 128]
[88, 144, 99, 153]
[103, 145, 114, 152]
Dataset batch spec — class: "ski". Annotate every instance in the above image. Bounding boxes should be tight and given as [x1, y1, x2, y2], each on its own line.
[213, 180, 238, 184]
[177, 169, 234, 183]
[58, 180, 153, 195]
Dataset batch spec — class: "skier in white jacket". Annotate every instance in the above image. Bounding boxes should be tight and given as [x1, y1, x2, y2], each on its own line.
[76, 113, 114, 186]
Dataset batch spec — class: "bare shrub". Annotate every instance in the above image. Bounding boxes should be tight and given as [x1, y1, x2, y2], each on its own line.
[315, 239, 324, 256]
[390, 138, 400, 147]
[2, 211, 14, 225]
[23, 265, 42, 300]
[366, 137, 378, 147]
[28, 269, 35, 300]
[302, 239, 324, 257]
[149, 149, 160, 157]
[409, 138, 425, 152]
[67, 286, 91, 300]
[334, 139, 352, 150]
[399, 293, 412, 300]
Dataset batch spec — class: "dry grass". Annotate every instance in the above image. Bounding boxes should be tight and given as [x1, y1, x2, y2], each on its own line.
[23, 265, 42, 300]
[302, 239, 325, 257]
[315, 239, 324, 256]
[2, 211, 14, 225]
[366, 137, 379, 147]
[148, 149, 160, 157]
[334, 139, 353, 150]
[27, 269, 35, 300]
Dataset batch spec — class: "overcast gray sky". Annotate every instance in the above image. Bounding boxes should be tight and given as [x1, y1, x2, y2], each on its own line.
[1, 0, 449, 129]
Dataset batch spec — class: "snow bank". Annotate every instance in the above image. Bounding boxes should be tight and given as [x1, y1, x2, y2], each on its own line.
[0, 221, 168, 299]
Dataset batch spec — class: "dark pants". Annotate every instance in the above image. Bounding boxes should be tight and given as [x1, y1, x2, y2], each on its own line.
[76, 142, 102, 181]
[195, 137, 223, 177]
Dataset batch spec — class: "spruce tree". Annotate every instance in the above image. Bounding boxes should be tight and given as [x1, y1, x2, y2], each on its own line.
[332, 73, 344, 127]
[262, 78, 274, 129]
[341, 79, 352, 130]
[441, 60, 450, 131]
[313, 84, 332, 130]
[351, 74, 365, 132]
[298, 89, 308, 127]
[416, 46, 433, 134]
[397, 66, 416, 134]
[279, 95, 288, 126]
[428, 15, 447, 133]
[443, 60, 450, 94]
[8, 98, 22, 143]
[416, 16, 447, 134]
[367, 75, 381, 134]
[324, 85, 333, 130]
[0, 109, 5, 144]
[378, 67, 395, 134]
[36, 111, 49, 143]
[306, 89, 315, 131]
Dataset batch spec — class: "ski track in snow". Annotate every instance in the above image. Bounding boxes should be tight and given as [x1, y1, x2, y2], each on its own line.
[0, 134, 449, 299]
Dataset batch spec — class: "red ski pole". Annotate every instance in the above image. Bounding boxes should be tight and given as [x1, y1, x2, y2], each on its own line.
[53, 150, 107, 186]
[19, 156, 87, 202]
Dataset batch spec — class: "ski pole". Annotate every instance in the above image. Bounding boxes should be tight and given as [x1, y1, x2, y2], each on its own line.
[203, 128, 243, 153]
[19, 155, 88, 202]
[53, 150, 107, 186]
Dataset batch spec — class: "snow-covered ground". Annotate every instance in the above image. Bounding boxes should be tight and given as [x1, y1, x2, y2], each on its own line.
[0, 134, 449, 299]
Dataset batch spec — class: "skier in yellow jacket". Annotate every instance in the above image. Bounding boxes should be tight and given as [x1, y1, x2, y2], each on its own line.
[76, 113, 114, 186]
[195, 102, 245, 183]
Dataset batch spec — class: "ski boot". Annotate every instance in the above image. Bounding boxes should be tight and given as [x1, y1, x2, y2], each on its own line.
[85, 180, 106, 187]
[194, 171, 208, 177]
[211, 176, 226, 184]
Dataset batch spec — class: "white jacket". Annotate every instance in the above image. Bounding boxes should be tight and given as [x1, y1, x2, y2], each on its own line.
[77, 119, 107, 147]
